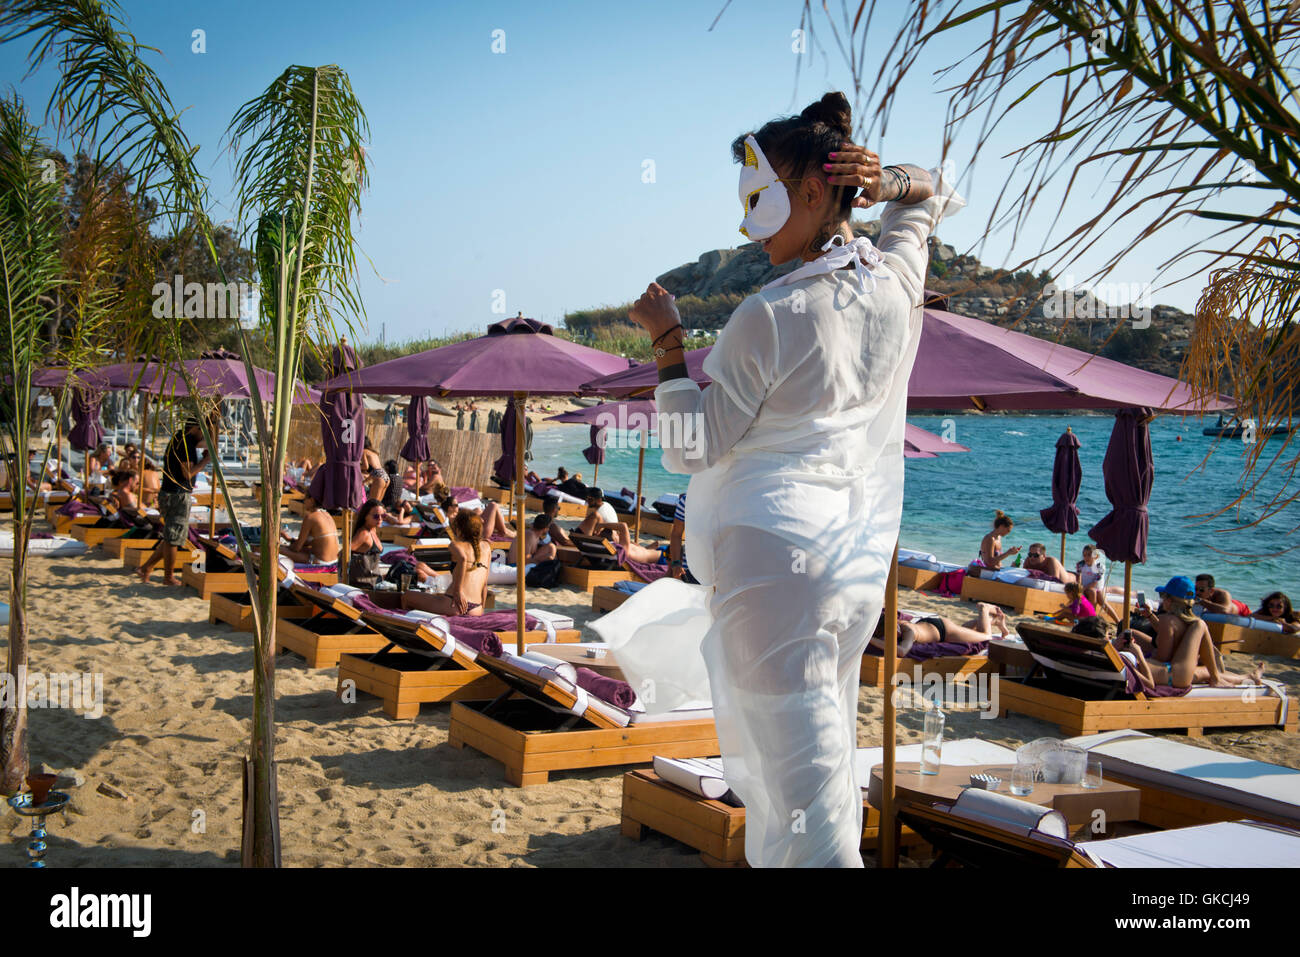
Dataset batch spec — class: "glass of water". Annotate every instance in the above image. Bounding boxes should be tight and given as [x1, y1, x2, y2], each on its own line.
[1082, 756, 1103, 789]
[1010, 763, 1037, 796]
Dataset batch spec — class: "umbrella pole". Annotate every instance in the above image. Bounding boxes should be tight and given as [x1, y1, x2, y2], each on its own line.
[880, 539, 900, 868]
[340, 508, 352, 584]
[633, 438, 644, 545]
[593, 462, 599, 485]
[514, 393, 527, 656]
[1123, 562, 1132, 630]
[1060, 532, 1066, 567]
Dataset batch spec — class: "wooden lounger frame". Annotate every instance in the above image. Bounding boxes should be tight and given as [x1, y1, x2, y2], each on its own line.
[560, 532, 637, 592]
[960, 573, 1127, 617]
[592, 584, 632, 614]
[70, 522, 129, 548]
[448, 654, 717, 787]
[271, 583, 400, 666]
[182, 536, 337, 600]
[997, 623, 1297, 737]
[620, 769, 920, 867]
[1205, 619, 1300, 659]
[894, 801, 1093, 869]
[895, 561, 959, 592]
[209, 586, 315, 633]
[859, 651, 995, 688]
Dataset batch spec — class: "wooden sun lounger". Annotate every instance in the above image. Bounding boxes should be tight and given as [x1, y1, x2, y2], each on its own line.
[996, 622, 1297, 737]
[1205, 619, 1300, 659]
[448, 652, 718, 787]
[559, 533, 640, 592]
[336, 610, 509, 719]
[960, 572, 1128, 617]
[209, 586, 316, 633]
[270, 583, 404, 666]
[70, 521, 129, 549]
[182, 536, 338, 600]
[894, 801, 1095, 868]
[253, 482, 305, 506]
[620, 769, 920, 867]
[592, 584, 633, 614]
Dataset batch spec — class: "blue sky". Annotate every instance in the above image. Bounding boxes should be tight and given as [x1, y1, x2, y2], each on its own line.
[1, 0, 1270, 344]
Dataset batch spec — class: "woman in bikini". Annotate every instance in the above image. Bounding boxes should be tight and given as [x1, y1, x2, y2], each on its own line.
[348, 499, 386, 588]
[870, 603, 1007, 655]
[1253, 592, 1300, 634]
[401, 509, 491, 617]
[1116, 626, 1263, 689]
[973, 510, 1019, 571]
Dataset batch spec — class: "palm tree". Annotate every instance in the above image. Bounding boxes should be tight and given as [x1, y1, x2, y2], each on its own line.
[1, 2, 369, 865]
[0, 94, 66, 795]
[224, 64, 369, 866]
[805, 0, 1299, 520]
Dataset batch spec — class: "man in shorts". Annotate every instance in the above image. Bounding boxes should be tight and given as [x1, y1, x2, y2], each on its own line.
[139, 414, 216, 585]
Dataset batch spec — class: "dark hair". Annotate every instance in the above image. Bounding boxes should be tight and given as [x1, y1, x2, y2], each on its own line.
[532, 514, 551, 531]
[556, 466, 568, 480]
[363, 436, 374, 450]
[1256, 591, 1297, 622]
[731, 92, 857, 221]
[384, 459, 398, 474]
[1072, 616, 1115, 640]
[437, 495, 457, 514]
[110, 468, 136, 486]
[542, 497, 560, 516]
[1196, 574, 1215, 586]
[586, 486, 605, 503]
[993, 510, 1013, 530]
[356, 498, 383, 527]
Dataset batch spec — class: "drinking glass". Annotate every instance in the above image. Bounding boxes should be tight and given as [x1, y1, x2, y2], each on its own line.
[1083, 756, 1103, 789]
[1010, 763, 1037, 796]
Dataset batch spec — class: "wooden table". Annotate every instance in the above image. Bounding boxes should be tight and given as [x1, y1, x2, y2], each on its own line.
[869, 762, 1141, 839]
[525, 643, 626, 680]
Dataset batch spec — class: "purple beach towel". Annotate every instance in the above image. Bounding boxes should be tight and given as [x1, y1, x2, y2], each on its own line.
[613, 544, 668, 583]
[575, 666, 637, 708]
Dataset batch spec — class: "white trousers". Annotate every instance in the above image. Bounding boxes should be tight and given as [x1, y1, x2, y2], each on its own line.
[703, 525, 877, 868]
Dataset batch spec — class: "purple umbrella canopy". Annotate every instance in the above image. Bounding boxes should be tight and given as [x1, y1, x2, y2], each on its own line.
[308, 343, 367, 511]
[583, 424, 606, 466]
[316, 318, 632, 397]
[582, 307, 1232, 414]
[1088, 408, 1154, 564]
[1040, 427, 1082, 534]
[68, 386, 104, 452]
[401, 395, 431, 463]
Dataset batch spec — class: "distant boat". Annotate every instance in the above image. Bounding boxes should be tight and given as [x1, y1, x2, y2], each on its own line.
[570, 397, 600, 407]
[1202, 414, 1296, 439]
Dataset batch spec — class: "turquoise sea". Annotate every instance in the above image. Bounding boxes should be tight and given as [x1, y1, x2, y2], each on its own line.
[527, 414, 1300, 606]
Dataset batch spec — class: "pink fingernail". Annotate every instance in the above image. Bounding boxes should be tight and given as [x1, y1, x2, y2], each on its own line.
[828, 152, 838, 158]
[823, 163, 832, 170]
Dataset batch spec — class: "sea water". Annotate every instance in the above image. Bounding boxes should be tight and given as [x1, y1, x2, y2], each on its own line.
[524, 413, 1299, 604]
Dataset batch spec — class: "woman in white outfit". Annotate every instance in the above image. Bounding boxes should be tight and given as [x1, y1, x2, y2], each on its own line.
[595, 93, 963, 867]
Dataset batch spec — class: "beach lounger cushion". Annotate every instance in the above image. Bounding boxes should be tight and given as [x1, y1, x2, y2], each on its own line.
[1200, 611, 1286, 634]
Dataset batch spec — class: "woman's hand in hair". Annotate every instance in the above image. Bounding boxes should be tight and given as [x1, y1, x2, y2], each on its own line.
[628, 282, 682, 341]
[825, 144, 881, 208]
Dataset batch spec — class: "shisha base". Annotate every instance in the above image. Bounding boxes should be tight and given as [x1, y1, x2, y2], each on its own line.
[9, 791, 71, 868]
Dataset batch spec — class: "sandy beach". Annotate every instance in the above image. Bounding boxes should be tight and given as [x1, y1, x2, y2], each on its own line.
[6, 483, 1299, 868]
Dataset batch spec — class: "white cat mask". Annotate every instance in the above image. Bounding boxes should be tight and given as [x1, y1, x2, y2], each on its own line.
[738, 135, 790, 241]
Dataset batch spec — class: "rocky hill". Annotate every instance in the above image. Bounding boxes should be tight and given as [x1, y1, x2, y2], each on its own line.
[567, 219, 1196, 378]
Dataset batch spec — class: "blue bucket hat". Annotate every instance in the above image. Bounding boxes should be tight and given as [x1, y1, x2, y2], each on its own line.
[1155, 575, 1196, 600]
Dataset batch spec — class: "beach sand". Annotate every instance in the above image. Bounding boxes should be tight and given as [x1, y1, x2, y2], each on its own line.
[6, 486, 1299, 867]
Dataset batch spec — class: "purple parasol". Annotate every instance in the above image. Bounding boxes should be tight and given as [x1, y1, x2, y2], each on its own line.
[583, 307, 1232, 414]
[492, 402, 529, 486]
[1040, 427, 1082, 534]
[583, 425, 606, 466]
[401, 395, 431, 463]
[68, 386, 104, 452]
[1088, 408, 1154, 565]
[308, 343, 367, 510]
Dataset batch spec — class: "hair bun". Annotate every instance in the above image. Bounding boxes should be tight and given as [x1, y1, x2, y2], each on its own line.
[800, 92, 853, 139]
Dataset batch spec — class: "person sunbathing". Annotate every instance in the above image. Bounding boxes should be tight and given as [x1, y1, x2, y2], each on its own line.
[417, 461, 444, 495]
[973, 510, 1019, 570]
[402, 510, 491, 617]
[539, 497, 572, 547]
[869, 603, 1008, 656]
[1253, 592, 1300, 634]
[576, 487, 620, 537]
[25, 451, 52, 493]
[1022, 542, 1075, 584]
[1195, 574, 1250, 616]
[87, 443, 114, 484]
[361, 437, 387, 501]
[380, 459, 412, 522]
[1115, 625, 1264, 690]
[109, 469, 162, 532]
[276, 494, 339, 565]
[522, 513, 558, 562]
[139, 458, 161, 508]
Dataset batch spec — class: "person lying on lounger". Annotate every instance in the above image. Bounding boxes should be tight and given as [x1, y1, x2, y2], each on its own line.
[25, 451, 52, 493]
[869, 602, 1008, 656]
[973, 509, 1019, 570]
[1115, 625, 1264, 689]
[401, 509, 491, 617]
[522, 514, 558, 562]
[576, 487, 621, 537]
[108, 469, 161, 531]
[1194, 574, 1250, 616]
[1253, 592, 1300, 633]
[379, 459, 412, 522]
[1022, 542, 1075, 584]
[275, 494, 339, 565]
